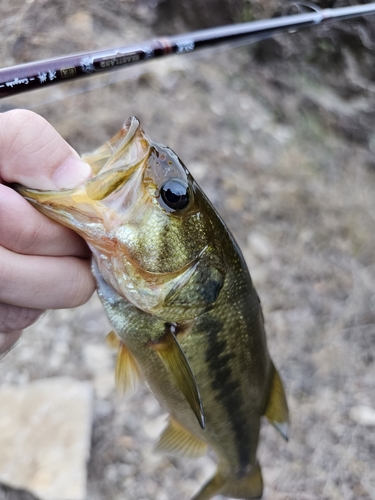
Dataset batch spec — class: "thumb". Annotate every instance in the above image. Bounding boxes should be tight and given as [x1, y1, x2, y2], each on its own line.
[0, 109, 91, 189]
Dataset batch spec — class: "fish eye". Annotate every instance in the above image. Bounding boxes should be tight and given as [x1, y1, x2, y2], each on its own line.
[160, 178, 190, 211]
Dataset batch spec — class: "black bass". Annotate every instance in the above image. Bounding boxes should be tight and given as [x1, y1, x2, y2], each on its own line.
[16, 117, 289, 500]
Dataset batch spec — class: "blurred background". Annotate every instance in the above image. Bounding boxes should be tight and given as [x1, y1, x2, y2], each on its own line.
[0, 0, 374, 499]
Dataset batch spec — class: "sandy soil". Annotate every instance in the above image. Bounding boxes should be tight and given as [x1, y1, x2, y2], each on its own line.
[0, 1, 374, 499]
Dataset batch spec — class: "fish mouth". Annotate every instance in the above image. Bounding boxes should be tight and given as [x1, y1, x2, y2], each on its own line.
[15, 117, 211, 318]
[14, 116, 151, 244]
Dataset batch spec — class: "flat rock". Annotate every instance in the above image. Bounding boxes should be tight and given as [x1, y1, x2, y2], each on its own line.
[0, 378, 93, 500]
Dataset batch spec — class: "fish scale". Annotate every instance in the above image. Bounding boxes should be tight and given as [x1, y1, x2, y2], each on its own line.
[15, 116, 289, 500]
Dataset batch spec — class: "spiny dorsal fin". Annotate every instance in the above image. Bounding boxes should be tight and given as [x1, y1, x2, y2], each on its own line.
[115, 341, 142, 396]
[264, 363, 289, 441]
[155, 418, 207, 458]
[148, 327, 205, 429]
[106, 330, 121, 350]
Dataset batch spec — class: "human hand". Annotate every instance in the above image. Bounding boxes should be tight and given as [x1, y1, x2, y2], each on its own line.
[0, 109, 96, 357]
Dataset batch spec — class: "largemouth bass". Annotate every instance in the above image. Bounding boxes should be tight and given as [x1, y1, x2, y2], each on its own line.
[16, 117, 289, 500]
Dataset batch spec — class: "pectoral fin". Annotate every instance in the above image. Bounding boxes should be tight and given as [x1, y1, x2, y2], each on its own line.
[264, 362, 289, 441]
[148, 328, 205, 429]
[155, 418, 207, 458]
[115, 340, 142, 396]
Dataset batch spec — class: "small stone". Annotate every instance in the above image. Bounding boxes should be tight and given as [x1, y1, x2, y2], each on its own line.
[67, 11, 93, 34]
[0, 378, 93, 500]
[93, 371, 115, 399]
[82, 343, 113, 373]
[189, 161, 209, 181]
[83, 344, 115, 399]
[143, 414, 168, 440]
[247, 232, 273, 260]
[349, 405, 375, 427]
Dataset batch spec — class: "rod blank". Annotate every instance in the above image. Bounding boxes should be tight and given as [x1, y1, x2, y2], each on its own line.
[1, 2, 375, 99]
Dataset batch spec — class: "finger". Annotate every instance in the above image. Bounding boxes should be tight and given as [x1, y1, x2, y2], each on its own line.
[0, 302, 44, 332]
[0, 109, 91, 189]
[0, 184, 90, 257]
[0, 246, 95, 309]
[0, 330, 23, 357]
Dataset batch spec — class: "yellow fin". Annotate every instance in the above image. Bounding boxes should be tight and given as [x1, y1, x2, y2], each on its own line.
[115, 341, 142, 396]
[264, 363, 289, 441]
[106, 330, 121, 350]
[148, 328, 205, 429]
[154, 418, 207, 458]
[192, 463, 263, 500]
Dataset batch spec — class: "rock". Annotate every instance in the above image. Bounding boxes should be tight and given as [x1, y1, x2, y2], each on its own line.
[349, 405, 375, 427]
[247, 232, 273, 260]
[143, 414, 167, 440]
[82, 343, 113, 373]
[67, 11, 93, 35]
[82, 344, 115, 399]
[0, 378, 93, 500]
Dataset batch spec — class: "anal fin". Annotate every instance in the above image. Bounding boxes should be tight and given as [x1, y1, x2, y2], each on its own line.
[264, 362, 289, 441]
[115, 341, 142, 396]
[155, 418, 207, 458]
[192, 463, 263, 500]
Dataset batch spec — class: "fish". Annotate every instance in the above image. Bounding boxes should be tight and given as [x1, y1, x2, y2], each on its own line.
[15, 116, 289, 500]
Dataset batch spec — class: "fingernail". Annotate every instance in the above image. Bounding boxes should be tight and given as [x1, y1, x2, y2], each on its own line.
[53, 156, 92, 189]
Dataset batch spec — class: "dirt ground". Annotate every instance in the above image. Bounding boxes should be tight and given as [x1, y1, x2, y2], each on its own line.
[0, 1, 374, 499]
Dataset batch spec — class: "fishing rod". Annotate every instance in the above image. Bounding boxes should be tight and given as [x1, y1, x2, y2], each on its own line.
[1, 2, 375, 100]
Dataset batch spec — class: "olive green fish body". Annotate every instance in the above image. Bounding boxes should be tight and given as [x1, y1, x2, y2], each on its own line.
[16, 117, 289, 500]
[95, 213, 270, 476]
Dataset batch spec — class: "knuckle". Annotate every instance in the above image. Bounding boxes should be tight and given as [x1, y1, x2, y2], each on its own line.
[22, 218, 44, 254]
[0, 110, 50, 164]
[0, 110, 36, 147]
[0, 109, 40, 132]
[0, 302, 42, 332]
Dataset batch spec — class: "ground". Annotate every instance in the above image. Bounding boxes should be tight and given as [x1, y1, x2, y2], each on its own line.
[0, 1, 374, 499]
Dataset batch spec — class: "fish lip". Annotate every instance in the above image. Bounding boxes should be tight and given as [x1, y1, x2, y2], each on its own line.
[124, 116, 141, 141]
[12, 116, 151, 214]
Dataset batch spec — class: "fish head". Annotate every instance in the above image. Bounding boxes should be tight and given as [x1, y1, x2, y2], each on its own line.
[16, 117, 225, 319]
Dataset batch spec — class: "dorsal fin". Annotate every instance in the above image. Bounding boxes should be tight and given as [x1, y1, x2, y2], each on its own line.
[155, 418, 207, 458]
[264, 362, 289, 441]
[115, 341, 142, 396]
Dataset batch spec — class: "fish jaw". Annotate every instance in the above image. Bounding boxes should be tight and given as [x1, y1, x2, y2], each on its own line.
[14, 116, 151, 249]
